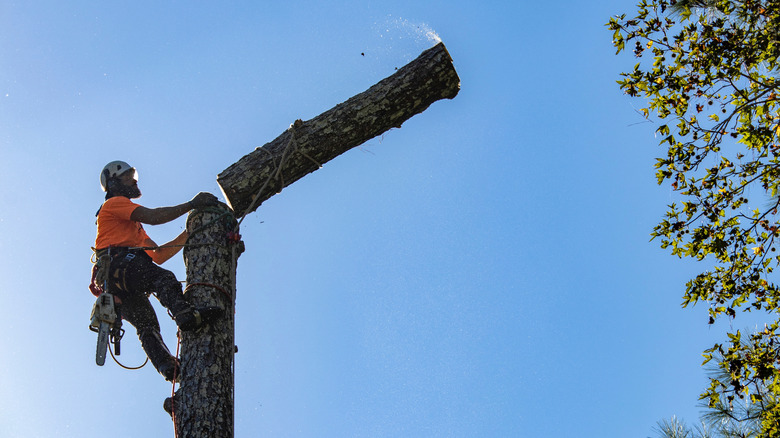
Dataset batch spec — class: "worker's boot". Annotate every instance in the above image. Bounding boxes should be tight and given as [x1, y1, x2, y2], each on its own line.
[163, 392, 178, 417]
[173, 305, 224, 331]
[158, 358, 180, 383]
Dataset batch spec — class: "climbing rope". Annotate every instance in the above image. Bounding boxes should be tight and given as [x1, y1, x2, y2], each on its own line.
[157, 122, 307, 432]
[236, 129, 295, 228]
[185, 207, 234, 240]
[168, 209, 241, 436]
[236, 119, 322, 228]
[171, 330, 181, 438]
[87, 205, 237, 383]
[184, 282, 232, 300]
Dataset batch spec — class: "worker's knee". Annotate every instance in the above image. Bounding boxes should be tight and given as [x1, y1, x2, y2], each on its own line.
[137, 325, 160, 336]
[153, 270, 181, 294]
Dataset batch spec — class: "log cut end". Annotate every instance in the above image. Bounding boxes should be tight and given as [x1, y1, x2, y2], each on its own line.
[430, 42, 460, 100]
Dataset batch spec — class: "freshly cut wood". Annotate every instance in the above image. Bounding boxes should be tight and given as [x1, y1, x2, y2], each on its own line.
[217, 42, 460, 217]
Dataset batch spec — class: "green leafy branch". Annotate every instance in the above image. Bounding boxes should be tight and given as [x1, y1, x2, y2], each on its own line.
[609, 0, 780, 435]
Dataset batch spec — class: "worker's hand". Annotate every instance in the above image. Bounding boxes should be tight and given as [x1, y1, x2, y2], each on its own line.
[189, 192, 219, 209]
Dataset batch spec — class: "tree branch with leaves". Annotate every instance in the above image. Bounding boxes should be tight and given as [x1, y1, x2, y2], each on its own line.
[608, 0, 780, 435]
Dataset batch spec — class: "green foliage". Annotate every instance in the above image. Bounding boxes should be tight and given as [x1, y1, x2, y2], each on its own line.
[654, 335, 770, 438]
[608, 0, 780, 435]
[654, 415, 700, 438]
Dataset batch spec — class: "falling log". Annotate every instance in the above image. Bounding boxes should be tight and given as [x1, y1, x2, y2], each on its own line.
[217, 41, 460, 217]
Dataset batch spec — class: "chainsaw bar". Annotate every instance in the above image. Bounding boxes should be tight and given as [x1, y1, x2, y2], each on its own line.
[96, 321, 110, 366]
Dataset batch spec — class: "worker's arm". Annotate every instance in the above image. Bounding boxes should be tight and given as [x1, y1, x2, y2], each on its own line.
[144, 230, 189, 265]
[131, 202, 193, 225]
[130, 192, 219, 225]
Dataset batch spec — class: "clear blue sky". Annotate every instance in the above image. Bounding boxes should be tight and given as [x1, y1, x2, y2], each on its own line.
[0, 1, 761, 437]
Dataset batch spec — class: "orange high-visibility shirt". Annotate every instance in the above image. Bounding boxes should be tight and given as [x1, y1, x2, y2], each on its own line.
[95, 196, 152, 251]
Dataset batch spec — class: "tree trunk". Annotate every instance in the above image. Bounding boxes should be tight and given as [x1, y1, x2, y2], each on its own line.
[175, 205, 242, 438]
[217, 41, 460, 217]
[172, 41, 459, 437]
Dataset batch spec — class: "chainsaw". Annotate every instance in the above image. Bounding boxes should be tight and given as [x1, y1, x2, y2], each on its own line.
[89, 292, 124, 366]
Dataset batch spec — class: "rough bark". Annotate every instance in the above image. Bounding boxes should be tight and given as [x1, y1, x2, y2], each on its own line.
[217, 41, 460, 217]
[175, 205, 242, 438]
[171, 41, 459, 436]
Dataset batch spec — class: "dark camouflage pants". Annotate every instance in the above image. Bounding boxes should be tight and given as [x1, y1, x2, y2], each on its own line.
[103, 248, 190, 377]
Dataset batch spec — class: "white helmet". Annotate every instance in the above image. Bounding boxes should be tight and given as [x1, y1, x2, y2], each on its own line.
[100, 160, 135, 192]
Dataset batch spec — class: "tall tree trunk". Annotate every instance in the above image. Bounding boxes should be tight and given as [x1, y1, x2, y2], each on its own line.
[175, 205, 242, 438]
[217, 41, 460, 217]
[172, 41, 458, 437]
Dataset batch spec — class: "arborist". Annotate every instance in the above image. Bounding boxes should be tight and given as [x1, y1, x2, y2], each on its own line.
[91, 160, 222, 381]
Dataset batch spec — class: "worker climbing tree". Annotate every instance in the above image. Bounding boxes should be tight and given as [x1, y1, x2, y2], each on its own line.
[90, 160, 223, 381]
[89, 41, 459, 438]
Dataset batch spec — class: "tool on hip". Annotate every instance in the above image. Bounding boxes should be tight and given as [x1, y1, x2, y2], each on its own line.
[88, 248, 125, 366]
[89, 292, 124, 366]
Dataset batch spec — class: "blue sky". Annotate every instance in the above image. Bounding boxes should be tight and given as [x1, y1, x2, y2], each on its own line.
[0, 1, 765, 437]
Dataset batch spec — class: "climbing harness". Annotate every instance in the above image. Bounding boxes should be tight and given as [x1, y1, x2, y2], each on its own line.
[90, 248, 154, 370]
[86, 216, 236, 370]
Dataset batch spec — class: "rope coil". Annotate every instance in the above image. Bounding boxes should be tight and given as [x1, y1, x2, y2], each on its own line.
[237, 119, 320, 227]
[108, 343, 149, 370]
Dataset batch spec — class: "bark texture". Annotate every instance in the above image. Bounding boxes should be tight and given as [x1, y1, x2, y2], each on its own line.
[217, 41, 460, 217]
[176, 205, 242, 438]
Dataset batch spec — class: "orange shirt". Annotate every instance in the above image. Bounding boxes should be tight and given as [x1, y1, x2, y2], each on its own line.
[95, 196, 152, 251]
